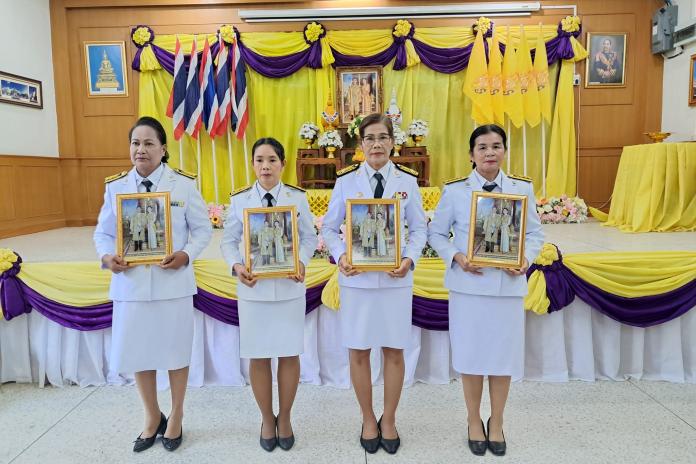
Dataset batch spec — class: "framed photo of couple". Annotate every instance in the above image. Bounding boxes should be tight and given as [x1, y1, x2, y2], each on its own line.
[467, 192, 527, 269]
[345, 199, 401, 271]
[116, 192, 172, 264]
[243, 206, 300, 279]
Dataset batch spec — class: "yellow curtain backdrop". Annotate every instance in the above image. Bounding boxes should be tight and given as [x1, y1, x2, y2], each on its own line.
[137, 24, 583, 204]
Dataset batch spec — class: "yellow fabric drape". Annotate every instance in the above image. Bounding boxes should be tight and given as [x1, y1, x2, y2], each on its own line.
[605, 143, 696, 232]
[524, 270, 550, 314]
[545, 59, 576, 197]
[18, 262, 112, 306]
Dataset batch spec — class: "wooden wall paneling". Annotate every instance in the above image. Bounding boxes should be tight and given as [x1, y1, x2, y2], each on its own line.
[0, 165, 17, 221]
[577, 155, 621, 209]
[83, 158, 133, 222]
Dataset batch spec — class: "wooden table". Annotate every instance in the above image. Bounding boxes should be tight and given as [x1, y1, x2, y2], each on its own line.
[296, 149, 342, 189]
[391, 151, 430, 187]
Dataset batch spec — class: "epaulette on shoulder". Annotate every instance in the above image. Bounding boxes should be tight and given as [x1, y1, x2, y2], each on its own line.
[336, 163, 360, 177]
[395, 164, 418, 177]
[104, 171, 128, 183]
[508, 173, 532, 183]
[285, 184, 306, 193]
[174, 167, 197, 179]
[231, 185, 252, 196]
[444, 176, 468, 185]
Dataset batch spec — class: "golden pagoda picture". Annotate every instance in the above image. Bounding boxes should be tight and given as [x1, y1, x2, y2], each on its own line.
[84, 41, 128, 97]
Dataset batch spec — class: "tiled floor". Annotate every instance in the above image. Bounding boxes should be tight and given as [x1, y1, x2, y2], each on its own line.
[2, 379, 696, 463]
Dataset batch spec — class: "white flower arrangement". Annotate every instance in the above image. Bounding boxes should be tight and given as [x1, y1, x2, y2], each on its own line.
[407, 119, 429, 137]
[299, 122, 320, 140]
[318, 130, 343, 148]
[393, 125, 408, 146]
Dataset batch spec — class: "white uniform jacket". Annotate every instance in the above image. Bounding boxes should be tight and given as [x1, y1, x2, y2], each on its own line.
[93, 164, 213, 302]
[427, 170, 544, 297]
[220, 182, 318, 302]
[321, 161, 427, 289]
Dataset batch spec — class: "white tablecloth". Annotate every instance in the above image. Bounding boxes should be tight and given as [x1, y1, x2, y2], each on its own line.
[2, 302, 695, 388]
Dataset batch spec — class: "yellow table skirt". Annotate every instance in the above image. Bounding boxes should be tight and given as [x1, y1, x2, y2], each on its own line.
[605, 143, 696, 232]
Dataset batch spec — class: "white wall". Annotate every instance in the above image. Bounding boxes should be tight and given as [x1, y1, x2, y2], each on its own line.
[662, 0, 696, 141]
[0, 0, 59, 156]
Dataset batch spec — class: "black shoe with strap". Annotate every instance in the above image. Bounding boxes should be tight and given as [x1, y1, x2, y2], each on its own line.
[162, 424, 183, 452]
[360, 423, 380, 454]
[377, 416, 401, 454]
[133, 412, 167, 453]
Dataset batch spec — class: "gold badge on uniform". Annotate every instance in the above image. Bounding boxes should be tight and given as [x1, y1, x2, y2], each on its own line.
[357, 192, 364, 198]
[393, 192, 408, 199]
[171, 201, 185, 207]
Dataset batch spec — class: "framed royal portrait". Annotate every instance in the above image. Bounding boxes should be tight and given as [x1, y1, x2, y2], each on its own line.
[689, 54, 696, 106]
[243, 205, 300, 279]
[335, 66, 383, 127]
[345, 198, 401, 271]
[467, 192, 527, 269]
[116, 192, 172, 264]
[84, 41, 129, 97]
[0, 71, 43, 109]
[584, 33, 627, 88]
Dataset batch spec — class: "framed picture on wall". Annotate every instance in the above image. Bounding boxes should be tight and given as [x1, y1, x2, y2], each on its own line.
[84, 41, 129, 97]
[243, 206, 300, 279]
[335, 66, 383, 127]
[0, 71, 43, 109]
[689, 54, 696, 106]
[116, 192, 172, 264]
[467, 192, 528, 269]
[584, 33, 627, 88]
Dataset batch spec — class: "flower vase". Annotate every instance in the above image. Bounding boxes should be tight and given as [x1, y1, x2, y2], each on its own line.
[325, 146, 336, 159]
[303, 138, 315, 149]
[412, 135, 424, 147]
[393, 145, 402, 157]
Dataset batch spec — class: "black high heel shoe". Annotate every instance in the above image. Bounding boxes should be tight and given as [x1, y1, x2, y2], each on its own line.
[467, 419, 487, 456]
[161, 423, 183, 452]
[360, 422, 380, 454]
[277, 415, 295, 451]
[133, 412, 167, 452]
[260, 416, 278, 452]
[487, 418, 506, 456]
[377, 416, 401, 454]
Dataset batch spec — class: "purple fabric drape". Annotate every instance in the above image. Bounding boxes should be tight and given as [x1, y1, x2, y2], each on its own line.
[526, 247, 696, 328]
[412, 295, 449, 331]
[0, 256, 32, 320]
[134, 42, 223, 75]
[331, 41, 402, 69]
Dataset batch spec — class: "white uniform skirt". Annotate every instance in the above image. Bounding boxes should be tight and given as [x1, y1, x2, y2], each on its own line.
[339, 286, 412, 350]
[449, 292, 524, 376]
[238, 296, 305, 359]
[110, 297, 194, 374]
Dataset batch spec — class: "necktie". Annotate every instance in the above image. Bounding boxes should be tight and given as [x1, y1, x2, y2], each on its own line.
[141, 179, 153, 192]
[482, 182, 497, 192]
[373, 173, 384, 199]
[263, 192, 274, 207]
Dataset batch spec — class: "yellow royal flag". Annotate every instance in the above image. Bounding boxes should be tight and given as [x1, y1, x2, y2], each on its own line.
[517, 25, 541, 127]
[488, 29, 505, 125]
[502, 26, 524, 128]
[533, 24, 552, 123]
[463, 29, 493, 125]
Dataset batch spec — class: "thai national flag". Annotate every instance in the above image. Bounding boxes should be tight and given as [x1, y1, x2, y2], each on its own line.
[166, 36, 186, 141]
[199, 37, 220, 137]
[183, 37, 203, 139]
[230, 34, 249, 140]
[212, 37, 232, 138]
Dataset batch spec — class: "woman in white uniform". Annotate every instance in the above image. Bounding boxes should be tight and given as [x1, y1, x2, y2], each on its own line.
[322, 114, 427, 455]
[273, 219, 286, 263]
[500, 207, 511, 254]
[375, 211, 388, 256]
[146, 205, 158, 250]
[428, 124, 543, 457]
[94, 116, 212, 453]
[221, 137, 317, 452]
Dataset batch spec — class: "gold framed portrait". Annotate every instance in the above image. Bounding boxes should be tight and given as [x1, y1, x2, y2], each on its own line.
[116, 192, 172, 264]
[243, 205, 300, 279]
[689, 54, 696, 106]
[584, 32, 627, 88]
[346, 198, 401, 271]
[84, 41, 129, 97]
[467, 192, 527, 269]
[335, 66, 383, 127]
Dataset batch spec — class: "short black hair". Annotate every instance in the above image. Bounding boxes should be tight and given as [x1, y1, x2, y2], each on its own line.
[359, 113, 394, 138]
[469, 124, 507, 169]
[129, 116, 169, 163]
[252, 137, 285, 162]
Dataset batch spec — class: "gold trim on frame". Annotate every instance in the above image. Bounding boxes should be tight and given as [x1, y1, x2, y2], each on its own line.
[584, 32, 627, 88]
[467, 191, 527, 269]
[243, 205, 301, 279]
[346, 198, 401, 271]
[335, 66, 384, 128]
[83, 41, 129, 98]
[116, 192, 172, 265]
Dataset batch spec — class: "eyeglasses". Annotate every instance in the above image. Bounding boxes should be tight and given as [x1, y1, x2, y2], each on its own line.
[362, 135, 392, 145]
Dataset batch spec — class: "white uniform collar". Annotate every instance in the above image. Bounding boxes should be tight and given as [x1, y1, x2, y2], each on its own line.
[472, 169, 504, 189]
[364, 161, 391, 180]
[134, 163, 165, 190]
[254, 180, 283, 201]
